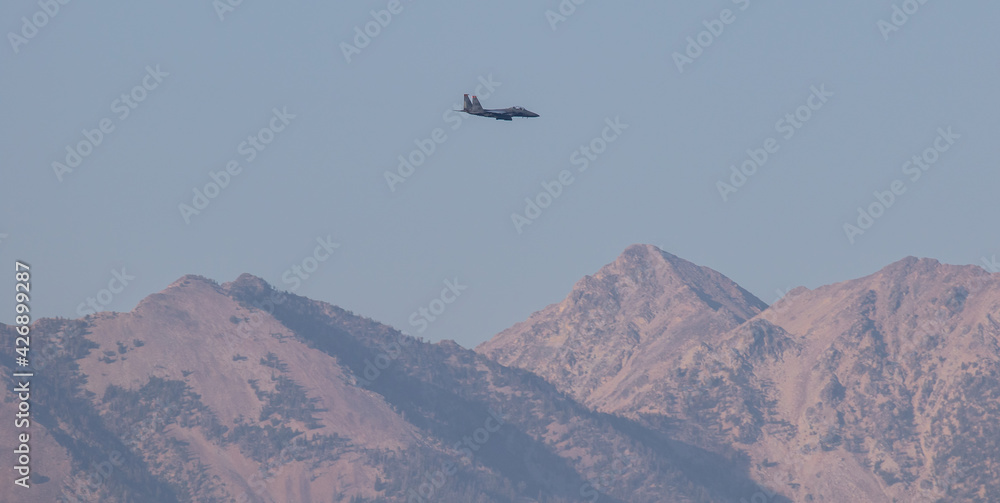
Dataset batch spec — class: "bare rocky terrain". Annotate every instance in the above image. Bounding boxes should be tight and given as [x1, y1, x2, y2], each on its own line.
[481, 245, 1000, 502]
[3, 244, 998, 502]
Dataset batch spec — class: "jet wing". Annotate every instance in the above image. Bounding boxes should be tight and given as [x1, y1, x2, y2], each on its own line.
[479, 109, 514, 120]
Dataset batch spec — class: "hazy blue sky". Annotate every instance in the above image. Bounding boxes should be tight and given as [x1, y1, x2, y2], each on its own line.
[3, 1, 998, 348]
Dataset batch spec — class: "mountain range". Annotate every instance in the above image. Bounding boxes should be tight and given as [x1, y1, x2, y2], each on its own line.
[3, 244, 998, 502]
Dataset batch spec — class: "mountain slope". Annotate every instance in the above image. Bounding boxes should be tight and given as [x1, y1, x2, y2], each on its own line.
[3, 275, 424, 502]
[742, 257, 1000, 502]
[1, 272, 786, 503]
[479, 248, 1000, 502]
[478, 244, 766, 415]
[226, 273, 784, 503]
[9, 246, 998, 502]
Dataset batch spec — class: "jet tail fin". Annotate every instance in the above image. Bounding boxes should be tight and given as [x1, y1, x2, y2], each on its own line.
[471, 95, 484, 112]
[463, 94, 473, 112]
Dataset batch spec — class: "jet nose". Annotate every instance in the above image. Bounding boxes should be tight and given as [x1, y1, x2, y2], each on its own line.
[528, 111, 539, 117]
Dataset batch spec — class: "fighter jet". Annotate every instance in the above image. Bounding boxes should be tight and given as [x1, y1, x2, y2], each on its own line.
[456, 94, 539, 121]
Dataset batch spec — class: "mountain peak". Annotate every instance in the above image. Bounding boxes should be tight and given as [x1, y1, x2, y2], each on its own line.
[619, 242, 677, 262]
[610, 244, 698, 281]
[614, 243, 686, 269]
[166, 274, 221, 289]
[858, 255, 996, 297]
[597, 244, 767, 317]
[878, 255, 941, 277]
[225, 272, 274, 295]
[478, 244, 767, 409]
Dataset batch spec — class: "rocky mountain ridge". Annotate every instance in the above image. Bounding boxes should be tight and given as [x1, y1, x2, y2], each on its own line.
[479, 247, 1000, 502]
[3, 245, 998, 502]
